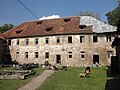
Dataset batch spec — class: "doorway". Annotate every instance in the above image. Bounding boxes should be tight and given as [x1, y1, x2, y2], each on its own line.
[93, 54, 99, 64]
[56, 55, 61, 64]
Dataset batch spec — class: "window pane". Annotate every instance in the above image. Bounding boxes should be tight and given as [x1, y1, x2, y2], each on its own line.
[35, 38, 39, 44]
[35, 52, 38, 58]
[25, 52, 28, 58]
[68, 36, 72, 43]
[68, 52, 72, 58]
[45, 37, 49, 44]
[93, 36, 98, 42]
[45, 52, 49, 58]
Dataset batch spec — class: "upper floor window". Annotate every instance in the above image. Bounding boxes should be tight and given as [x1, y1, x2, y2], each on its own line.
[8, 40, 11, 45]
[35, 52, 39, 58]
[80, 51, 85, 59]
[80, 36, 85, 43]
[35, 38, 39, 44]
[45, 37, 49, 44]
[68, 52, 72, 59]
[45, 52, 49, 59]
[17, 39, 19, 45]
[93, 36, 98, 42]
[106, 36, 112, 42]
[68, 36, 72, 43]
[25, 39, 29, 45]
[56, 36, 60, 43]
[25, 52, 28, 58]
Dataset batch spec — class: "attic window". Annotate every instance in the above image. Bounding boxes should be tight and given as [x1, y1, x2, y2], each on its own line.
[37, 21, 43, 25]
[45, 27, 53, 31]
[79, 25, 87, 29]
[64, 18, 70, 22]
[16, 30, 23, 34]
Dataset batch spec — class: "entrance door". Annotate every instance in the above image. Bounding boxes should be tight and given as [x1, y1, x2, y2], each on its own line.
[93, 54, 99, 64]
[56, 55, 61, 64]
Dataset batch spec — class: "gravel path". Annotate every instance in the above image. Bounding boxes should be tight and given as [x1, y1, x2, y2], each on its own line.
[18, 70, 55, 90]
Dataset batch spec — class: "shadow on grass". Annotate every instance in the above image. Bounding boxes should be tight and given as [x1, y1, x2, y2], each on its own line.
[105, 66, 120, 90]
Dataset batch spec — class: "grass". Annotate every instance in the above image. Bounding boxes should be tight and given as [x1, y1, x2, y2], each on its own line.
[38, 67, 108, 90]
[0, 66, 45, 90]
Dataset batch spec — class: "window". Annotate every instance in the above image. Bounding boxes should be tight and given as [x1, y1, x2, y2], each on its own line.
[80, 36, 85, 43]
[106, 36, 112, 42]
[37, 21, 43, 25]
[35, 52, 38, 58]
[16, 52, 19, 58]
[107, 51, 112, 59]
[17, 39, 19, 45]
[8, 40, 11, 45]
[25, 52, 28, 58]
[64, 18, 70, 22]
[25, 39, 29, 45]
[93, 36, 98, 42]
[68, 52, 72, 59]
[45, 37, 49, 44]
[56, 36, 60, 43]
[68, 36, 72, 43]
[45, 52, 49, 59]
[35, 38, 39, 44]
[80, 51, 85, 59]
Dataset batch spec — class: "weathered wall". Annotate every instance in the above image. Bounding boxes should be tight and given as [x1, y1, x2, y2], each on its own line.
[9, 34, 115, 66]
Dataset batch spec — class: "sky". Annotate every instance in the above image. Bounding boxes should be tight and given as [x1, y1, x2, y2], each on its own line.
[0, 0, 118, 26]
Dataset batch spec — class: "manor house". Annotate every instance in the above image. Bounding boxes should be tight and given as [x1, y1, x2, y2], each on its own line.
[2, 16, 117, 66]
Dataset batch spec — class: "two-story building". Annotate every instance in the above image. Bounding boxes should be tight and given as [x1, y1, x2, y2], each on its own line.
[2, 16, 116, 66]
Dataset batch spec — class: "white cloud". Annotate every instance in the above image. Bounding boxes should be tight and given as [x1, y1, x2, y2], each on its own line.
[39, 15, 60, 20]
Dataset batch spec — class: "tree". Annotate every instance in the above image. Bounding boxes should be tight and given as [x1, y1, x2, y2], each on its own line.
[0, 24, 14, 33]
[77, 11, 101, 20]
[106, 2, 120, 26]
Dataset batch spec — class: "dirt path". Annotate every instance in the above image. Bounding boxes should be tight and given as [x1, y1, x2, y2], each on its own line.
[18, 70, 55, 90]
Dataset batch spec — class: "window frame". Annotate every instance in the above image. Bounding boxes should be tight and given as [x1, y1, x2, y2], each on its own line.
[80, 36, 85, 43]
[68, 36, 72, 43]
[35, 52, 39, 58]
[45, 52, 49, 59]
[80, 51, 85, 59]
[68, 52, 72, 59]
[25, 52, 28, 58]
[45, 37, 49, 44]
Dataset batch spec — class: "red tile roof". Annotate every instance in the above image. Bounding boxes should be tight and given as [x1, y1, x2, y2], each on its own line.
[2, 16, 93, 38]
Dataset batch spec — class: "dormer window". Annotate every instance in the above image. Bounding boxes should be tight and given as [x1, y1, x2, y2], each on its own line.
[16, 30, 23, 34]
[45, 27, 53, 31]
[37, 21, 43, 25]
[79, 25, 86, 29]
[64, 18, 70, 22]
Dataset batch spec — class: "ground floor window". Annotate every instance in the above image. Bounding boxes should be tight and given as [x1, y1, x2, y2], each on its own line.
[80, 51, 85, 59]
[68, 52, 72, 59]
[45, 52, 49, 59]
[107, 51, 112, 59]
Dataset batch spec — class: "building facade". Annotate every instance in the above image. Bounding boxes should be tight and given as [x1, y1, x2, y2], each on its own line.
[2, 16, 116, 66]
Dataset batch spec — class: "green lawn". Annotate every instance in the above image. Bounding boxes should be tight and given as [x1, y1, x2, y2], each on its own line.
[0, 66, 44, 90]
[37, 67, 112, 90]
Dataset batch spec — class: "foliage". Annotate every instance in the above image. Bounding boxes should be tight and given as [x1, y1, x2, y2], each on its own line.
[0, 24, 14, 33]
[106, 3, 120, 26]
[77, 11, 101, 20]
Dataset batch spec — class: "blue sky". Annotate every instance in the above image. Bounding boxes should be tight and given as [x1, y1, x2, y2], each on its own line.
[0, 0, 118, 26]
